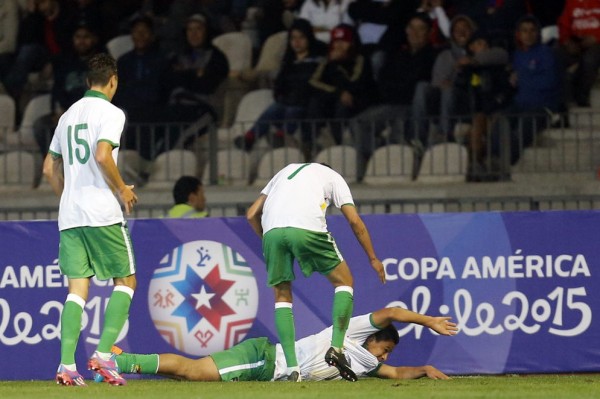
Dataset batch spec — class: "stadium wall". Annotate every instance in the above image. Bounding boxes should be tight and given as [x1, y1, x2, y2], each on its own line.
[1, 211, 598, 379]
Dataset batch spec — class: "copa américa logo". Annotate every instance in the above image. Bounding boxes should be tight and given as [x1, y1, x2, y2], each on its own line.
[148, 240, 258, 356]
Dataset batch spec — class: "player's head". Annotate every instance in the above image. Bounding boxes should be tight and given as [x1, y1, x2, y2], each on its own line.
[86, 53, 118, 100]
[362, 325, 400, 363]
[173, 176, 205, 211]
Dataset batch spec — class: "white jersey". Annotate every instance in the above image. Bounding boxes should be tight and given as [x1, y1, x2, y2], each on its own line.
[261, 163, 354, 234]
[273, 314, 381, 381]
[48, 90, 126, 230]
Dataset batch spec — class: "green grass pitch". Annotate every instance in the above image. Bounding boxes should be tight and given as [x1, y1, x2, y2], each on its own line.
[1, 375, 600, 399]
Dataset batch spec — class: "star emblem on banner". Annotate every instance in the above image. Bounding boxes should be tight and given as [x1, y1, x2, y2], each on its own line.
[171, 264, 236, 331]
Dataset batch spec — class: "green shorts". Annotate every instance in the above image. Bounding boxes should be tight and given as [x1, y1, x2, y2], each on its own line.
[210, 337, 276, 381]
[262, 227, 344, 287]
[59, 222, 136, 280]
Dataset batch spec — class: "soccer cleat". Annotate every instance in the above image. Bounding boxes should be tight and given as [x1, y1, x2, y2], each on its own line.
[88, 352, 127, 386]
[287, 371, 302, 382]
[325, 347, 358, 382]
[93, 346, 124, 383]
[55, 364, 87, 387]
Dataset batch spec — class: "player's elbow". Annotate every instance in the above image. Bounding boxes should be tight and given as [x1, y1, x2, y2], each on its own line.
[42, 155, 56, 179]
[95, 151, 110, 166]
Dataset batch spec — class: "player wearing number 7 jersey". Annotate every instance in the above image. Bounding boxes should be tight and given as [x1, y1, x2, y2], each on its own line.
[246, 163, 387, 382]
[43, 53, 138, 387]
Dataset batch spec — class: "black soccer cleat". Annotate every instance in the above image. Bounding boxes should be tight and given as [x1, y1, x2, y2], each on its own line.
[287, 370, 301, 382]
[324, 347, 358, 382]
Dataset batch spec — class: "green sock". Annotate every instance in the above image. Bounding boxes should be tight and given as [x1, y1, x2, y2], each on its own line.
[60, 296, 84, 365]
[97, 287, 133, 353]
[116, 353, 159, 374]
[275, 303, 298, 368]
[331, 287, 353, 348]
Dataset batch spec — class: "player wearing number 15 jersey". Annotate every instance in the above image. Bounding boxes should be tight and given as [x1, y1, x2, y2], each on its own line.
[43, 53, 138, 387]
[246, 163, 387, 382]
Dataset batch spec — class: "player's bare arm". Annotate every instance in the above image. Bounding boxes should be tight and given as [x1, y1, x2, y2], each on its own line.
[340, 204, 385, 283]
[43, 152, 64, 196]
[376, 364, 450, 380]
[246, 194, 266, 237]
[95, 141, 137, 214]
[370, 307, 458, 336]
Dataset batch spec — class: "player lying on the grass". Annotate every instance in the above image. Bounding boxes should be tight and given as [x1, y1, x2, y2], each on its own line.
[111, 306, 458, 382]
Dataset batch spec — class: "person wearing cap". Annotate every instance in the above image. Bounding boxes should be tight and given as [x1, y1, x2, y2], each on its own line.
[166, 176, 208, 218]
[304, 23, 377, 159]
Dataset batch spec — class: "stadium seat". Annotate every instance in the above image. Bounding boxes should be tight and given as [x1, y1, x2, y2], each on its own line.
[253, 147, 303, 186]
[146, 150, 197, 189]
[106, 35, 134, 60]
[228, 89, 274, 139]
[202, 148, 250, 186]
[314, 145, 359, 183]
[241, 31, 288, 88]
[212, 32, 253, 74]
[0, 151, 36, 187]
[0, 94, 16, 138]
[212, 32, 255, 128]
[417, 142, 468, 183]
[8, 94, 51, 150]
[363, 144, 414, 184]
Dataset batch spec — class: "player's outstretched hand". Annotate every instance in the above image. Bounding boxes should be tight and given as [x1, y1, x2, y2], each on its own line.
[370, 258, 386, 284]
[119, 185, 138, 215]
[423, 365, 451, 380]
[426, 316, 458, 336]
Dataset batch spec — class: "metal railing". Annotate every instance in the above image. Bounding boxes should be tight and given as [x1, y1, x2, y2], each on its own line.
[2, 110, 599, 189]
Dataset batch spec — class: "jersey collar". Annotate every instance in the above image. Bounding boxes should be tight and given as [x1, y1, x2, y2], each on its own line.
[84, 90, 110, 102]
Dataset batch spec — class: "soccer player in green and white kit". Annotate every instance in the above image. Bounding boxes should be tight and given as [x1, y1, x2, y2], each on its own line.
[111, 306, 458, 382]
[246, 163, 387, 382]
[43, 53, 138, 387]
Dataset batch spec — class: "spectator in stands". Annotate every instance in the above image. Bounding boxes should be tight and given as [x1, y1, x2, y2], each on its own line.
[166, 176, 208, 218]
[350, 13, 437, 173]
[68, 0, 104, 43]
[299, 0, 354, 44]
[348, 0, 419, 79]
[33, 22, 100, 165]
[449, 0, 527, 50]
[255, 0, 303, 46]
[420, 14, 476, 143]
[235, 18, 327, 152]
[165, 13, 229, 148]
[305, 23, 377, 159]
[557, 0, 600, 107]
[489, 15, 562, 170]
[455, 31, 510, 181]
[0, 0, 19, 90]
[112, 15, 171, 161]
[2, 0, 76, 104]
[416, 0, 450, 46]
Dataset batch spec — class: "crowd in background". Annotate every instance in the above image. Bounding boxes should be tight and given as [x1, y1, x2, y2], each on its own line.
[1, 0, 596, 182]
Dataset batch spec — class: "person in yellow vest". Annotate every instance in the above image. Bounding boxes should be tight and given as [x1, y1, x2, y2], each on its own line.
[166, 176, 208, 218]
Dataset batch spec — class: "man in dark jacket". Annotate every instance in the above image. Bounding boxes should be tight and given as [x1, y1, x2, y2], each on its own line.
[350, 13, 437, 175]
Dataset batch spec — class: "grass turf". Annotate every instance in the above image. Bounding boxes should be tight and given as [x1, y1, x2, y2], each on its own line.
[1, 375, 600, 399]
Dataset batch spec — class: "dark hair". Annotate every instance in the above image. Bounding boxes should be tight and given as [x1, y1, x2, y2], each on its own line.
[283, 18, 326, 64]
[87, 53, 117, 86]
[173, 176, 202, 204]
[363, 325, 400, 348]
[410, 12, 434, 30]
[130, 15, 154, 32]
